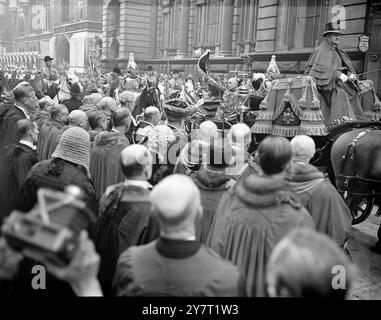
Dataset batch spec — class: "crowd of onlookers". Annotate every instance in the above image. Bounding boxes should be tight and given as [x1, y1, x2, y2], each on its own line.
[0, 66, 362, 298]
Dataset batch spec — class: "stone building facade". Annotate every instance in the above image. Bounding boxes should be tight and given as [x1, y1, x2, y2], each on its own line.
[101, 0, 381, 96]
[0, 0, 103, 72]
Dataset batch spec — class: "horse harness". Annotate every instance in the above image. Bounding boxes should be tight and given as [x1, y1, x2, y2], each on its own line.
[336, 129, 381, 197]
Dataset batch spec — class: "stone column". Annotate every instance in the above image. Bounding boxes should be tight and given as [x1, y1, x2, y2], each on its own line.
[102, 0, 110, 59]
[275, 0, 288, 50]
[177, 0, 190, 57]
[220, 0, 234, 57]
[119, 0, 128, 59]
[149, 0, 158, 58]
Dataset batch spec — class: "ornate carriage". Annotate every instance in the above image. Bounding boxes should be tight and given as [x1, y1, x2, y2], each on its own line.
[252, 75, 328, 138]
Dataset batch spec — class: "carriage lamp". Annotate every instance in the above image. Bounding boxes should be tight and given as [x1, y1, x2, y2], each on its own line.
[236, 83, 250, 123]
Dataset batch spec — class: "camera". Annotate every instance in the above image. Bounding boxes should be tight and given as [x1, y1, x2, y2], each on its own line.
[1, 186, 95, 267]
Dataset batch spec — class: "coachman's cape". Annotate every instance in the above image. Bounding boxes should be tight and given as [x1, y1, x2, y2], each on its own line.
[305, 40, 368, 125]
[207, 174, 315, 297]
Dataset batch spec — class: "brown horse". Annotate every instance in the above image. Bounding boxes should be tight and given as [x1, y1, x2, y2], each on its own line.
[330, 127, 381, 223]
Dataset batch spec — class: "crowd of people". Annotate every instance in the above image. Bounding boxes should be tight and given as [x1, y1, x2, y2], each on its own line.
[0, 24, 380, 297]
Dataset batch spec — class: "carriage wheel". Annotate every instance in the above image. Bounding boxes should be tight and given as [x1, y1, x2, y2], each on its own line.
[344, 193, 375, 225]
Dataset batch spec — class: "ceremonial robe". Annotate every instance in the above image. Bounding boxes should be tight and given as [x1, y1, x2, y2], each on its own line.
[191, 167, 232, 243]
[306, 40, 367, 125]
[90, 131, 130, 201]
[37, 118, 64, 161]
[285, 162, 352, 246]
[207, 174, 315, 297]
[92, 183, 159, 296]
[113, 237, 246, 296]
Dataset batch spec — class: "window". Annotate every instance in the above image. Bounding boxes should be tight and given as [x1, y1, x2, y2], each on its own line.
[61, 0, 69, 24]
[238, 0, 257, 42]
[162, 0, 181, 52]
[194, 0, 223, 53]
[287, 0, 329, 49]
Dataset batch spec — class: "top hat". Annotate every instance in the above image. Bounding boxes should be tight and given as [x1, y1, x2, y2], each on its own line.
[322, 22, 343, 36]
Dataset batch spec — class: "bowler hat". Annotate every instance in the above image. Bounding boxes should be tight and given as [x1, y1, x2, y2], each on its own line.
[44, 56, 54, 62]
[322, 22, 343, 36]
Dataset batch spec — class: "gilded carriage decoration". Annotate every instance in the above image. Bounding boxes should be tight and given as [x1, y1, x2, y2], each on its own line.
[252, 76, 328, 137]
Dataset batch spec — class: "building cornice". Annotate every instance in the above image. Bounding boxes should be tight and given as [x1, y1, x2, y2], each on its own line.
[53, 20, 102, 35]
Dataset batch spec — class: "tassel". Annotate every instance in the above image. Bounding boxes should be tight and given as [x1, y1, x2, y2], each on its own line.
[299, 125, 328, 136]
[256, 111, 274, 121]
[311, 98, 320, 110]
[272, 126, 299, 138]
[365, 111, 381, 121]
[252, 122, 272, 134]
[309, 77, 321, 110]
[298, 77, 309, 109]
[283, 79, 293, 103]
[259, 81, 274, 110]
[300, 110, 324, 121]
[259, 99, 268, 110]
[373, 96, 381, 112]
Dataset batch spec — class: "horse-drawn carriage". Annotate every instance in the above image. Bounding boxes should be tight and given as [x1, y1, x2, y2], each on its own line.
[179, 73, 381, 226]
[246, 74, 381, 225]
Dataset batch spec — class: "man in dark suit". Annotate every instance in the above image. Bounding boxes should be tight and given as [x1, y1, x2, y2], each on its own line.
[113, 174, 246, 297]
[0, 83, 39, 221]
[3, 119, 39, 219]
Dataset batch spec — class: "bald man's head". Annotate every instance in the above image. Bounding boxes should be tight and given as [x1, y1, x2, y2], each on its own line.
[290, 135, 316, 163]
[120, 144, 152, 180]
[150, 175, 201, 231]
[229, 123, 251, 150]
[144, 106, 161, 125]
[69, 110, 88, 129]
[199, 120, 218, 142]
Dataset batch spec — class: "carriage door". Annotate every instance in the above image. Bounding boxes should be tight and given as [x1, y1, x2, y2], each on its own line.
[368, 4, 381, 98]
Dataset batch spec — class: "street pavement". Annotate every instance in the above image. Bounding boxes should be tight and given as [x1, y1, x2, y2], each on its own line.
[348, 206, 381, 300]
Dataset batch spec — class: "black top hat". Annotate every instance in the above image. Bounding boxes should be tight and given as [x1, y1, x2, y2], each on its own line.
[322, 22, 343, 36]
[44, 56, 54, 62]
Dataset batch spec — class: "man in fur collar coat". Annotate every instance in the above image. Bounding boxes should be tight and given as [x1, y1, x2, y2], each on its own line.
[207, 136, 315, 297]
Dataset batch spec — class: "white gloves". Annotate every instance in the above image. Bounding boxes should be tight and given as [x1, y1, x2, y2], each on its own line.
[339, 73, 348, 82]
[349, 74, 356, 81]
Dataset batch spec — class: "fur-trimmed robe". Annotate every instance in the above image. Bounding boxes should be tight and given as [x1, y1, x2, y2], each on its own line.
[285, 162, 352, 246]
[206, 174, 315, 297]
